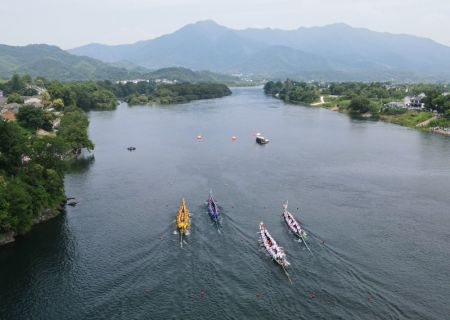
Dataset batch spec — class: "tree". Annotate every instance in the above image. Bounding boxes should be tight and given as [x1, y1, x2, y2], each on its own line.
[0, 121, 29, 175]
[5, 179, 33, 234]
[58, 108, 94, 153]
[349, 96, 372, 114]
[52, 98, 64, 110]
[17, 105, 45, 130]
[91, 89, 117, 110]
[7, 92, 24, 104]
[0, 176, 11, 232]
[9, 74, 25, 93]
[40, 91, 52, 108]
[47, 81, 76, 106]
[30, 136, 67, 173]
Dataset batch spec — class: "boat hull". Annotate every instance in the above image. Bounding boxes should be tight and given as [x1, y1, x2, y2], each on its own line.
[259, 222, 289, 267]
[207, 193, 220, 221]
[282, 203, 306, 239]
[176, 198, 190, 235]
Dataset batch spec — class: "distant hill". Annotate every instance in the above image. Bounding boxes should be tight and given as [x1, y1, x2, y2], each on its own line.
[0, 44, 140, 80]
[69, 21, 450, 81]
[144, 67, 240, 84]
[0, 44, 241, 83]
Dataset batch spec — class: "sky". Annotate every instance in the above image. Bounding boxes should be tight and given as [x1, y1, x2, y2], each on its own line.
[1, 0, 450, 49]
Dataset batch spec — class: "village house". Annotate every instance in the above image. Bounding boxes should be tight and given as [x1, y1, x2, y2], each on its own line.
[404, 93, 426, 110]
[385, 101, 404, 108]
[385, 93, 426, 110]
[24, 96, 43, 108]
[1, 103, 21, 113]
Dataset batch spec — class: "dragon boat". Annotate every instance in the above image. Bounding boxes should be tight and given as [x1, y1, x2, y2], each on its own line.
[259, 222, 289, 267]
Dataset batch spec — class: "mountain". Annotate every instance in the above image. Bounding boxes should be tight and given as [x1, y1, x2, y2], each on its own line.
[144, 67, 240, 83]
[0, 44, 140, 80]
[69, 21, 450, 81]
[237, 23, 450, 79]
[70, 21, 266, 71]
[0, 44, 241, 84]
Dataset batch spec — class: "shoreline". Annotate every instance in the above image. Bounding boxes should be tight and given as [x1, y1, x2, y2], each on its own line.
[306, 97, 448, 136]
[0, 203, 65, 247]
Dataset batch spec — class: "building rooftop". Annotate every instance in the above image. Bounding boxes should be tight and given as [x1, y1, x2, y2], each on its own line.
[1, 111, 16, 121]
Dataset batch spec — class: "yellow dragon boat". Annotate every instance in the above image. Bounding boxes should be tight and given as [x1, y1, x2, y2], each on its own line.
[176, 198, 190, 236]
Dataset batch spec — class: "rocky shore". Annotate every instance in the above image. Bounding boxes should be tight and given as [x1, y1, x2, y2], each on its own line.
[0, 203, 66, 246]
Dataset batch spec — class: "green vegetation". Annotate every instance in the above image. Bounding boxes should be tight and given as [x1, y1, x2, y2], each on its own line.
[144, 67, 246, 86]
[58, 107, 94, 154]
[265, 80, 450, 131]
[123, 83, 232, 105]
[264, 80, 319, 104]
[0, 75, 97, 238]
[47, 81, 118, 111]
[7, 92, 24, 104]
[1, 74, 232, 110]
[0, 44, 254, 85]
[0, 121, 66, 234]
[17, 105, 48, 130]
[380, 111, 435, 127]
[0, 44, 138, 81]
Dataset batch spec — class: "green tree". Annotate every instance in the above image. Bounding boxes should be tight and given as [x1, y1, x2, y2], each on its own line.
[5, 179, 33, 234]
[349, 96, 372, 114]
[9, 74, 25, 93]
[7, 92, 24, 104]
[47, 81, 76, 106]
[91, 89, 117, 110]
[58, 108, 94, 154]
[43, 168, 65, 206]
[17, 105, 45, 130]
[30, 136, 67, 173]
[52, 98, 64, 110]
[0, 176, 11, 232]
[0, 121, 29, 175]
[40, 91, 52, 108]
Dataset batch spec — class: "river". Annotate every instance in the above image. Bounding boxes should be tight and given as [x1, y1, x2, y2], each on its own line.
[1, 87, 449, 319]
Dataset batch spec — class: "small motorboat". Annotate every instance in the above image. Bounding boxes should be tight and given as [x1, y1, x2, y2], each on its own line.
[256, 135, 270, 144]
[259, 222, 289, 267]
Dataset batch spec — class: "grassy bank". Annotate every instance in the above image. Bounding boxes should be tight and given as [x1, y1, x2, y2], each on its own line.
[320, 95, 437, 128]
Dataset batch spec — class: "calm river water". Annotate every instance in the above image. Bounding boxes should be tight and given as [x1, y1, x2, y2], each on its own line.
[1, 87, 449, 319]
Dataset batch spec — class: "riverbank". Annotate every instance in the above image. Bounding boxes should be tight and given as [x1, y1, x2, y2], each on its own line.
[264, 80, 449, 135]
[0, 204, 65, 246]
[124, 82, 232, 106]
[318, 96, 446, 133]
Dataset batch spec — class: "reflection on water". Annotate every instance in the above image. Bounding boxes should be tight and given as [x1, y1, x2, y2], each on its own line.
[65, 154, 95, 174]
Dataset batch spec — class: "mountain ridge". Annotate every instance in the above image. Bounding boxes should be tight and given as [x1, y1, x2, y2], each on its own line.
[0, 43, 242, 83]
[68, 20, 450, 81]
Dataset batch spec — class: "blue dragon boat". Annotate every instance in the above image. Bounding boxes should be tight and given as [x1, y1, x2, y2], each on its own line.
[207, 190, 220, 225]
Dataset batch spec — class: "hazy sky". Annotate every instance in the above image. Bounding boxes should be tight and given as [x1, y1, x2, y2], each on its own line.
[1, 0, 450, 49]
